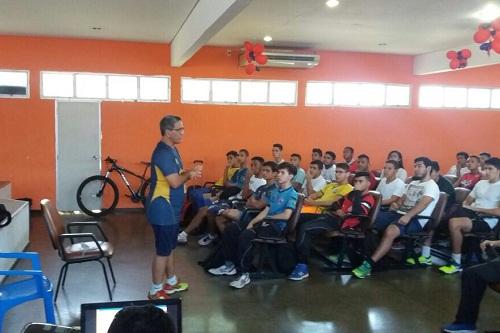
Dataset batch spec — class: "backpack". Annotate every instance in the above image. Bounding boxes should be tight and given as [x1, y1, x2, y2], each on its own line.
[0, 204, 12, 228]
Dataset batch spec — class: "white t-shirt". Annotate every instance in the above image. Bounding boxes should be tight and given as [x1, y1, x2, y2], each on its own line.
[398, 179, 440, 227]
[396, 168, 408, 181]
[469, 180, 500, 228]
[234, 176, 266, 200]
[447, 165, 470, 177]
[376, 177, 406, 201]
[302, 175, 327, 196]
[321, 164, 336, 182]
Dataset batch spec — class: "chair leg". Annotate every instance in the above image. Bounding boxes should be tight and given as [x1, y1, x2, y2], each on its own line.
[43, 289, 56, 324]
[106, 257, 117, 284]
[61, 264, 69, 287]
[55, 263, 68, 302]
[98, 260, 113, 301]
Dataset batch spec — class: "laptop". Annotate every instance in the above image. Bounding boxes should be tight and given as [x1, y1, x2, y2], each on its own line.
[80, 298, 182, 333]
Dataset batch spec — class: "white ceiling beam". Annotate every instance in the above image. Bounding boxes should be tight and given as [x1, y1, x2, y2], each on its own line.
[170, 0, 251, 67]
[414, 42, 500, 75]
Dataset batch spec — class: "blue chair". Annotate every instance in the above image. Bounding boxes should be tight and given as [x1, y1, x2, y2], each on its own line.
[0, 252, 55, 333]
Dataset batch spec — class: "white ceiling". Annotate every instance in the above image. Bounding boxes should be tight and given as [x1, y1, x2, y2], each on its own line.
[0, 0, 498, 55]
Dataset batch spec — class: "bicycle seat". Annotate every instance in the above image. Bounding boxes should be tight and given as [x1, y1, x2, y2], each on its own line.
[105, 157, 117, 164]
[140, 161, 151, 166]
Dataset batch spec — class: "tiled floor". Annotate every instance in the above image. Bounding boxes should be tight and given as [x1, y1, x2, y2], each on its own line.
[3, 210, 500, 333]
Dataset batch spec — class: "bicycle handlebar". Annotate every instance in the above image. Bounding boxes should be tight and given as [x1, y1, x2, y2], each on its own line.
[105, 156, 117, 164]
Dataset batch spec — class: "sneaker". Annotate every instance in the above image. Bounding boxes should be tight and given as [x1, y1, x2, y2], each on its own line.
[327, 254, 350, 264]
[288, 263, 309, 281]
[177, 231, 188, 244]
[229, 273, 251, 289]
[198, 233, 218, 246]
[439, 262, 463, 274]
[208, 264, 237, 276]
[406, 255, 432, 266]
[352, 260, 372, 279]
[147, 289, 170, 300]
[441, 322, 477, 332]
[163, 281, 189, 294]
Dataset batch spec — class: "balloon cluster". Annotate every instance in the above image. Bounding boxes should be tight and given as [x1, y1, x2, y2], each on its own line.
[473, 17, 500, 54]
[446, 49, 471, 70]
[243, 41, 268, 75]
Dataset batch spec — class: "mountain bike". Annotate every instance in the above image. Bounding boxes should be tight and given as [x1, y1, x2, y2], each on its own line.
[76, 156, 150, 217]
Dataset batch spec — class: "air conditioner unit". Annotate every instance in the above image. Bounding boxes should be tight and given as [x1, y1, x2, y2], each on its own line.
[239, 49, 320, 68]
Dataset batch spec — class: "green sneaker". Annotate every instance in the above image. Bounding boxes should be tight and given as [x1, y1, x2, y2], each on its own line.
[352, 260, 372, 279]
[406, 255, 432, 266]
[439, 262, 463, 274]
[327, 254, 350, 264]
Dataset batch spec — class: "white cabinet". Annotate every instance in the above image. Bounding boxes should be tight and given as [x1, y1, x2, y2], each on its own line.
[0, 181, 11, 199]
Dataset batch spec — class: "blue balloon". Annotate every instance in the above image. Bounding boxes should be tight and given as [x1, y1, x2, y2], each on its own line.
[480, 42, 492, 51]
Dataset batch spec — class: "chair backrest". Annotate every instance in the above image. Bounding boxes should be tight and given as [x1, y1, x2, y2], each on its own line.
[22, 323, 80, 333]
[286, 193, 305, 236]
[454, 187, 471, 205]
[365, 190, 382, 228]
[40, 199, 65, 250]
[425, 192, 448, 232]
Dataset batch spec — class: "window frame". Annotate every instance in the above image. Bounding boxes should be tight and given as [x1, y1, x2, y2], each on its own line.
[0, 69, 30, 99]
[419, 84, 498, 111]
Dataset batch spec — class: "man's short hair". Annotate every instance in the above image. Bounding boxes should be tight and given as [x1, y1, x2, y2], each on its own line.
[291, 153, 301, 160]
[485, 157, 500, 169]
[239, 149, 249, 156]
[107, 304, 176, 333]
[354, 171, 371, 181]
[193, 160, 203, 164]
[312, 148, 323, 156]
[480, 152, 492, 159]
[226, 150, 238, 158]
[273, 143, 283, 151]
[278, 161, 297, 176]
[469, 155, 481, 163]
[456, 151, 469, 159]
[160, 115, 181, 136]
[310, 159, 324, 170]
[358, 154, 370, 161]
[251, 156, 265, 164]
[344, 146, 354, 153]
[263, 161, 278, 172]
[335, 162, 349, 171]
[431, 161, 440, 172]
[385, 160, 399, 169]
[414, 156, 433, 168]
[325, 151, 336, 160]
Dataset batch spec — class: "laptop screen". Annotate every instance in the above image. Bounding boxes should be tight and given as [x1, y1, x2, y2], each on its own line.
[81, 299, 182, 333]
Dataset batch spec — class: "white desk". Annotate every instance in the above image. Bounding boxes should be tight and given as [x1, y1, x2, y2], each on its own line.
[0, 198, 30, 283]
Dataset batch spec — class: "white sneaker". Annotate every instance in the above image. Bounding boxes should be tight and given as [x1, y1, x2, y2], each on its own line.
[208, 264, 237, 276]
[198, 233, 218, 246]
[229, 273, 250, 289]
[177, 231, 188, 244]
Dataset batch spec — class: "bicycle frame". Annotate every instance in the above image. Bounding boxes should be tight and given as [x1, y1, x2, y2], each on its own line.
[103, 160, 150, 197]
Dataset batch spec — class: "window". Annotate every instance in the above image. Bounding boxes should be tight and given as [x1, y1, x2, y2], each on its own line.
[41, 71, 170, 102]
[306, 81, 409, 107]
[0, 70, 29, 98]
[419, 86, 444, 108]
[419, 85, 497, 110]
[467, 88, 490, 108]
[181, 77, 297, 106]
[491, 89, 500, 109]
[443, 87, 467, 108]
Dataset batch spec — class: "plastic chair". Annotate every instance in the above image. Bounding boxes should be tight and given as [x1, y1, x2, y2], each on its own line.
[21, 323, 80, 333]
[0, 252, 55, 333]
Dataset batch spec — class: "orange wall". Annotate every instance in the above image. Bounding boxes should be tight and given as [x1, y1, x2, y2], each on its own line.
[1, 35, 499, 209]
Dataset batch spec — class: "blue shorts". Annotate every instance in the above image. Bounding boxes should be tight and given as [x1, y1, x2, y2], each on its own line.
[151, 224, 179, 256]
[146, 197, 180, 225]
[374, 210, 423, 235]
[392, 219, 423, 236]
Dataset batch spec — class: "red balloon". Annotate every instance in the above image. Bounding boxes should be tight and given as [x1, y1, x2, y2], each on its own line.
[492, 39, 500, 54]
[474, 28, 491, 43]
[460, 48, 472, 59]
[446, 50, 457, 59]
[244, 50, 252, 63]
[245, 63, 256, 75]
[255, 54, 268, 65]
[449, 59, 459, 70]
[244, 41, 253, 51]
[253, 43, 264, 54]
[492, 17, 500, 31]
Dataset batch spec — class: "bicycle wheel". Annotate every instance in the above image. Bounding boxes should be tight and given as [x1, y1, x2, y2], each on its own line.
[76, 175, 119, 217]
[139, 178, 151, 207]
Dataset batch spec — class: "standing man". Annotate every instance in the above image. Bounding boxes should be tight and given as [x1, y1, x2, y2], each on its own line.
[146, 115, 201, 299]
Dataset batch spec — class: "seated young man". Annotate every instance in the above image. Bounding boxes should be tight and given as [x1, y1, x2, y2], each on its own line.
[301, 162, 353, 215]
[479, 152, 492, 178]
[303, 160, 327, 196]
[311, 148, 323, 162]
[108, 304, 176, 333]
[343, 146, 357, 173]
[442, 239, 500, 333]
[355, 154, 378, 190]
[439, 157, 500, 274]
[272, 143, 285, 164]
[213, 161, 278, 233]
[447, 151, 470, 178]
[289, 172, 374, 281]
[453, 155, 482, 190]
[321, 151, 336, 182]
[290, 153, 306, 190]
[178, 154, 258, 246]
[208, 162, 298, 289]
[352, 157, 440, 278]
[376, 160, 406, 207]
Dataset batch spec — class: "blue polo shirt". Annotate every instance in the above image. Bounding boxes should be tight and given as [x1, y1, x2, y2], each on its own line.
[146, 141, 184, 226]
[230, 167, 249, 188]
[253, 182, 277, 201]
[265, 185, 298, 231]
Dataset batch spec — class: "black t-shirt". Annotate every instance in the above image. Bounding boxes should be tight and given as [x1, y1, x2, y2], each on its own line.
[437, 175, 456, 209]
